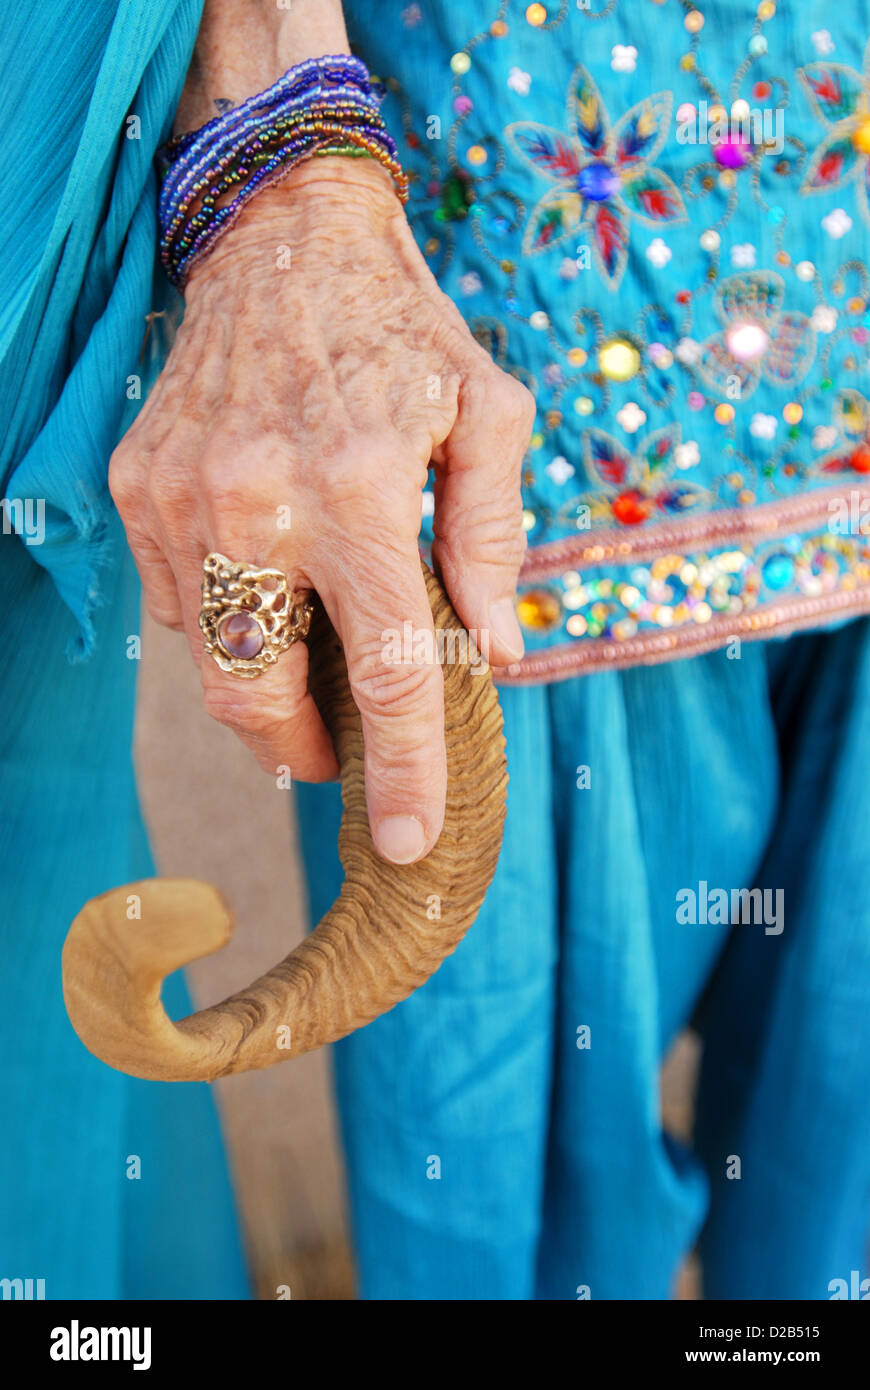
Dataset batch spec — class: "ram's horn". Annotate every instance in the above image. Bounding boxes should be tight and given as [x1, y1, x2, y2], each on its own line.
[62, 564, 508, 1081]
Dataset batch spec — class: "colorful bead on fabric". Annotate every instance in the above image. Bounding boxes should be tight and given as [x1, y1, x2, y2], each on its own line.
[344, 0, 870, 681]
[158, 55, 408, 287]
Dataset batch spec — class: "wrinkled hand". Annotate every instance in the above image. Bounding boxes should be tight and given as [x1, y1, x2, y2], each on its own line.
[110, 158, 534, 864]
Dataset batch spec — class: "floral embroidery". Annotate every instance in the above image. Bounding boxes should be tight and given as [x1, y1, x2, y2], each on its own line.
[694, 272, 817, 400]
[505, 65, 687, 288]
[349, 0, 870, 675]
[556, 425, 709, 529]
[819, 389, 870, 473]
[798, 42, 870, 224]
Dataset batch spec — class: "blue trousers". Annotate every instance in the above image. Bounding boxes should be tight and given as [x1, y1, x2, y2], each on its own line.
[0, 529, 249, 1299]
[297, 619, 870, 1299]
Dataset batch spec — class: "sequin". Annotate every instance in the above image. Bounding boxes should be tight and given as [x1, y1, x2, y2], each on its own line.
[577, 162, 621, 202]
[612, 490, 653, 525]
[762, 554, 795, 589]
[598, 337, 641, 382]
[714, 135, 751, 169]
[517, 588, 562, 629]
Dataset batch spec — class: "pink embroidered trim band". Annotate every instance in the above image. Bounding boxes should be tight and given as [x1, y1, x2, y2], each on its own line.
[499, 484, 870, 684]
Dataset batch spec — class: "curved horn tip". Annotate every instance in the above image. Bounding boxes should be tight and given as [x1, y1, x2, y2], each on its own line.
[61, 878, 238, 1083]
[65, 877, 235, 966]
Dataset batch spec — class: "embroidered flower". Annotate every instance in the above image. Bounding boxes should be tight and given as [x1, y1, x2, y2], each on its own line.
[508, 67, 532, 96]
[617, 402, 647, 433]
[675, 440, 700, 470]
[811, 30, 835, 58]
[811, 304, 838, 332]
[750, 412, 778, 440]
[558, 426, 708, 529]
[814, 425, 839, 450]
[798, 43, 870, 225]
[611, 45, 638, 75]
[646, 236, 672, 267]
[675, 337, 703, 365]
[822, 207, 853, 237]
[505, 65, 687, 288]
[731, 242, 757, 268]
[693, 272, 817, 401]
[458, 272, 483, 295]
[818, 390, 870, 474]
[546, 455, 576, 485]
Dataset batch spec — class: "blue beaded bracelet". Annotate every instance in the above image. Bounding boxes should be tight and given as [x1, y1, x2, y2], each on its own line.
[158, 55, 408, 288]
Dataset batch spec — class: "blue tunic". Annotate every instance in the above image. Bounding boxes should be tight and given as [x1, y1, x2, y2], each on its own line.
[4, 0, 870, 1300]
[340, 0, 870, 680]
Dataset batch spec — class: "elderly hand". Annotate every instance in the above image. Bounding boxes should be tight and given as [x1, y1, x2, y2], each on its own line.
[110, 157, 534, 864]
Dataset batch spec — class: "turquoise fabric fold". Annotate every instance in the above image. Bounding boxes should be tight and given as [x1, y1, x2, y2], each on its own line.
[0, 0, 248, 1300]
[0, 0, 203, 656]
[0, 523, 250, 1299]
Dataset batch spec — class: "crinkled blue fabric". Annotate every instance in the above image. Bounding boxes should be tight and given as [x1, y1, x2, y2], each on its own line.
[0, 523, 250, 1299]
[0, 0, 202, 657]
[0, 0, 248, 1300]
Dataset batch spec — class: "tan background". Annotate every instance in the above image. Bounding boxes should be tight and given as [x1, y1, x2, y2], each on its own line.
[135, 607, 700, 1299]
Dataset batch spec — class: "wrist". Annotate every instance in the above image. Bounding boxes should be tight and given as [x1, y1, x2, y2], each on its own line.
[185, 156, 409, 291]
[177, 0, 350, 132]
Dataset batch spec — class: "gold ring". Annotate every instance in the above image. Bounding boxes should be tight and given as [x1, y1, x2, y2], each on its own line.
[199, 551, 312, 678]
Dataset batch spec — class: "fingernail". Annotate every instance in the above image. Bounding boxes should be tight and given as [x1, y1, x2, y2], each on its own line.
[488, 597, 525, 662]
[375, 814, 426, 865]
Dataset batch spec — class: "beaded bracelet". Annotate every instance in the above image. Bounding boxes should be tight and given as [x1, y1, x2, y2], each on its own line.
[158, 54, 409, 288]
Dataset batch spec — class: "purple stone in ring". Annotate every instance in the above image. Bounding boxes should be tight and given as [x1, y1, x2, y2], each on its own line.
[576, 161, 620, 202]
[218, 611, 264, 660]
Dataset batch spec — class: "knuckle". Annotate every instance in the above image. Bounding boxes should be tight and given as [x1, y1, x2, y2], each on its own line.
[145, 454, 189, 513]
[350, 644, 442, 724]
[439, 510, 526, 573]
[108, 445, 138, 507]
[317, 436, 394, 504]
[145, 596, 183, 631]
[497, 374, 537, 431]
[201, 683, 297, 742]
[198, 444, 285, 523]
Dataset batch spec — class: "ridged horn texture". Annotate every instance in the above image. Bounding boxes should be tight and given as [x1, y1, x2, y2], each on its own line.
[62, 564, 508, 1082]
